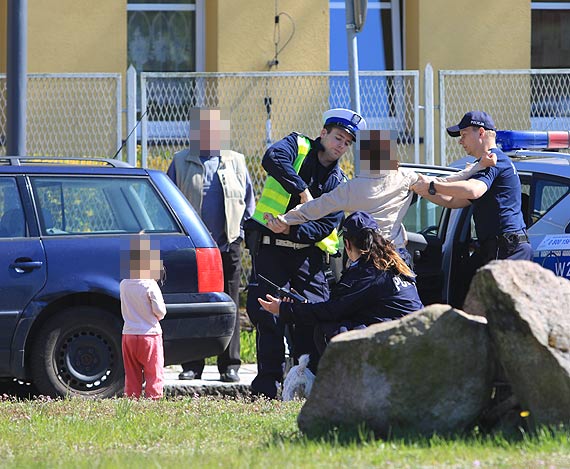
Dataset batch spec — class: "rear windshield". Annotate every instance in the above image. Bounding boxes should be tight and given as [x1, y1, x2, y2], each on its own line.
[30, 176, 180, 235]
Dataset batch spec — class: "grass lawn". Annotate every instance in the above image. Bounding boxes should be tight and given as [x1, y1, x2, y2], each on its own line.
[1, 396, 569, 468]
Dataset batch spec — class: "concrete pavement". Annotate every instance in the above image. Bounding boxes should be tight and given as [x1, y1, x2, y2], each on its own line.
[164, 364, 257, 398]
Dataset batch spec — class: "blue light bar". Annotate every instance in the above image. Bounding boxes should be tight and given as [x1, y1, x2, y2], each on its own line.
[497, 130, 570, 152]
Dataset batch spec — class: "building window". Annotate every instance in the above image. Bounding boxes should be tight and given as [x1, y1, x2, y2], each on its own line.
[531, 1, 570, 68]
[329, 1, 403, 71]
[127, 1, 204, 73]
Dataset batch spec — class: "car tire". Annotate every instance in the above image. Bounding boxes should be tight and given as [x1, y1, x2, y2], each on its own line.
[30, 306, 124, 398]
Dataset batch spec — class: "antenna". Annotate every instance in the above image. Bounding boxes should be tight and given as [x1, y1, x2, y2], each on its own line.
[111, 109, 148, 161]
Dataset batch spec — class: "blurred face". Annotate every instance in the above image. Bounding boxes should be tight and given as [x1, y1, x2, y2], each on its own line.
[189, 108, 231, 154]
[358, 129, 399, 176]
[129, 238, 163, 281]
[319, 127, 354, 163]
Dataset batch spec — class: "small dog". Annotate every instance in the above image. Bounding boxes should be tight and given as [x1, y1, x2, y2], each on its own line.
[282, 354, 315, 401]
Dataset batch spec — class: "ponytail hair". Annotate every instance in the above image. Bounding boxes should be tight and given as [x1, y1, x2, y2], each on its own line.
[345, 229, 413, 277]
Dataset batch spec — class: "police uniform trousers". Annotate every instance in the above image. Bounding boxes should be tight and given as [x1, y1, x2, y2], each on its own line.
[182, 239, 242, 376]
[246, 242, 329, 399]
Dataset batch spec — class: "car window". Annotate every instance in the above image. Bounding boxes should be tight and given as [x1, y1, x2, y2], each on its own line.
[531, 177, 570, 225]
[30, 176, 180, 235]
[403, 194, 445, 236]
[0, 178, 27, 238]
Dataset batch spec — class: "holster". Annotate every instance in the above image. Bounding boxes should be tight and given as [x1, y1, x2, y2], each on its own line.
[244, 228, 262, 286]
[244, 228, 262, 257]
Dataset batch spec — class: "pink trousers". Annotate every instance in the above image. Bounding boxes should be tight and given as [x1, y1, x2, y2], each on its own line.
[122, 334, 164, 399]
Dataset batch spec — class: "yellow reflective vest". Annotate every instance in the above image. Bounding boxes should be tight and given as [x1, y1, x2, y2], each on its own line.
[252, 135, 340, 255]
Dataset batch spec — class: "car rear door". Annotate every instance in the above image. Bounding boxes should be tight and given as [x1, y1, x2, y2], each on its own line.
[521, 171, 570, 279]
[0, 176, 47, 374]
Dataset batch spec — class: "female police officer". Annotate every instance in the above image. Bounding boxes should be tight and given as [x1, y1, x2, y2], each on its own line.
[258, 211, 424, 359]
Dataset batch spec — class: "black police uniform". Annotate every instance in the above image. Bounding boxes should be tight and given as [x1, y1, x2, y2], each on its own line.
[245, 132, 345, 399]
[469, 147, 533, 265]
[278, 257, 424, 356]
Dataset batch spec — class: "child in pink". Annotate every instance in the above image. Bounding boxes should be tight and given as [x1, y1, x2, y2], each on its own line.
[120, 237, 167, 399]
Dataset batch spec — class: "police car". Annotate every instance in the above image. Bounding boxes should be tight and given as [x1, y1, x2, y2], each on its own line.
[402, 130, 570, 307]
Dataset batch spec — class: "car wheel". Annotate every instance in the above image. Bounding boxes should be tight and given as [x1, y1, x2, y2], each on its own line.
[30, 307, 124, 398]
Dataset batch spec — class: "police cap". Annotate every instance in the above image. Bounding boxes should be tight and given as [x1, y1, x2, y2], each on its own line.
[446, 111, 496, 137]
[323, 108, 367, 139]
[339, 211, 379, 238]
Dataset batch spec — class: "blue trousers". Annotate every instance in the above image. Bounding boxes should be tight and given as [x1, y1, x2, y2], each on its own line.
[246, 243, 329, 398]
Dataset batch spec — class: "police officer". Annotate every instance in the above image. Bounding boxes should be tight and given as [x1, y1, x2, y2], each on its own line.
[412, 111, 533, 273]
[245, 108, 365, 398]
[258, 211, 423, 356]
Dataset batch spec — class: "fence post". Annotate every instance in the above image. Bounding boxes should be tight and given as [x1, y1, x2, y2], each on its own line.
[424, 63, 434, 166]
[439, 70, 447, 166]
[126, 65, 137, 166]
[140, 73, 148, 168]
[413, 71, 420, 164]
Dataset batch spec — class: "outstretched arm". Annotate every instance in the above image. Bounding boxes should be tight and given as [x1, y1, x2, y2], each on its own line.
[411, 174, 474, 208]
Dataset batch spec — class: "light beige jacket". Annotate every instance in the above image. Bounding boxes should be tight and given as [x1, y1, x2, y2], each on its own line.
[172, 149, 248, 244]
[282, 161, 486, 249]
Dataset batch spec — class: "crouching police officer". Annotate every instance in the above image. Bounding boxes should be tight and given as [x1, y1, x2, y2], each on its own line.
[258, 211, 424, 360]
[244, 108, 365, 399]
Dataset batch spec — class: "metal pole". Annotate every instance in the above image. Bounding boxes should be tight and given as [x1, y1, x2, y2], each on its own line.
[345, 0, 361, 114]
[6, 0, 28, 156]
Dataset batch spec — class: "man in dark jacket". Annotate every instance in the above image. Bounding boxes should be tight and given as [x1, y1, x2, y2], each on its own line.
[245, 108, 365, 398]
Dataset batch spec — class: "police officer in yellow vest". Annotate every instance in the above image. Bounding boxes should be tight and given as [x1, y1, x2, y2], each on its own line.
[244, 108, 366, 398]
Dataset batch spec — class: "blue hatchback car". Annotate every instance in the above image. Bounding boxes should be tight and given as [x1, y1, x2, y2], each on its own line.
[0, 157, 236, 398]
[402, 132, 570, 307]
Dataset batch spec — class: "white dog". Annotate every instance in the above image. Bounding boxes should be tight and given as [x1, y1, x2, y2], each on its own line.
[282, 354, 315, 401]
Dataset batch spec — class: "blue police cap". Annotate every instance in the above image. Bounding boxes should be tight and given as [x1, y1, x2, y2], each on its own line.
[446, 111, 496, 137]
[339, 211, 379, 238]
[323, 108, 366, 139]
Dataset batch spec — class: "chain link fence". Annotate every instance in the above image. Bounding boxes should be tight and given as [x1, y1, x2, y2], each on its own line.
[4, 68, 570, 285]
[439, 69, 570, 165]
[138, 71, 420, 181]
[0, 74, 121, 157]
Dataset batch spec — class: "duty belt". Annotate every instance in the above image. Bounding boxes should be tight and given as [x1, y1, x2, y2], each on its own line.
[262, 236, 311, 250]
[499, 232, 529, 244]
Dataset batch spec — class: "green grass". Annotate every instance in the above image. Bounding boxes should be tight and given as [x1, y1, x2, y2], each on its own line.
[0, 397, 569, 468]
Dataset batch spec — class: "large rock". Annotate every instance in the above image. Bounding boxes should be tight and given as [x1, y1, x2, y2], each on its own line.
[467, 260, 570, 426]
[298, 304, 494, 437]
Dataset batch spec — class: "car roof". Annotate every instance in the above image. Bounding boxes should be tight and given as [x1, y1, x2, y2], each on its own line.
[512, 156, 570, 178]
[0, 156, 149, 176]
[401, 162, 460, 173]
[447, 153, 570, 179]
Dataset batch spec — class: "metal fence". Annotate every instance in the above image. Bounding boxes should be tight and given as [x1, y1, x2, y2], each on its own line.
[136, 70, 421, 184]
[0, 73, 121, 157]
[4, 68, 570, 285]
[439, 69, 570, 165]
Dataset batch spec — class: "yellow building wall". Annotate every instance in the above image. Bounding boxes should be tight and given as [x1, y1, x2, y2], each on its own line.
[207, 0, 329, 72]
[28, 0, 126, 73]
[405, 0, 530, 71]
[405, 0, 531, 162]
